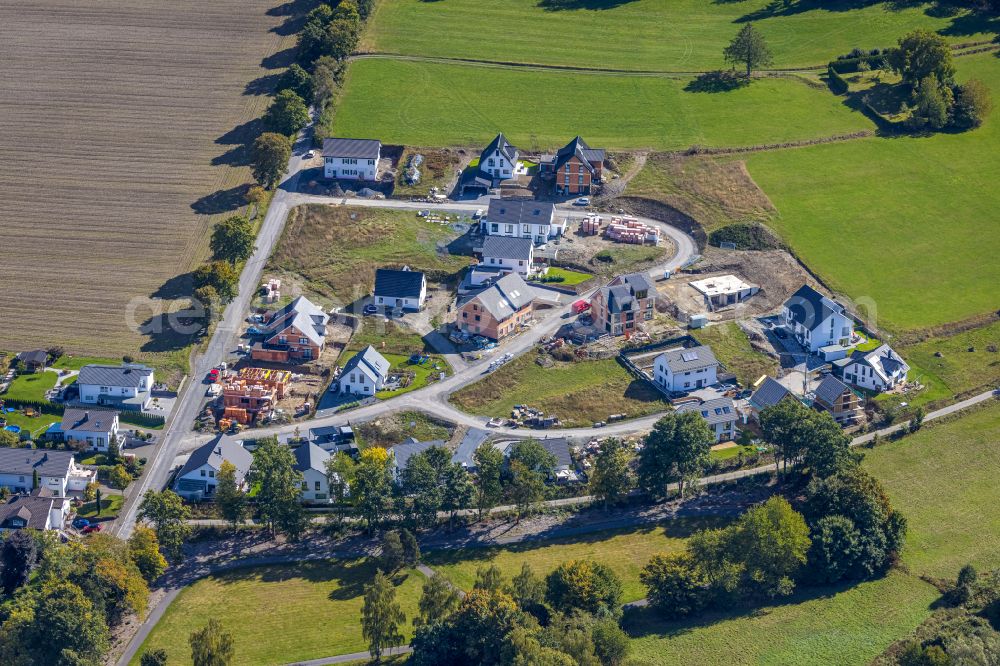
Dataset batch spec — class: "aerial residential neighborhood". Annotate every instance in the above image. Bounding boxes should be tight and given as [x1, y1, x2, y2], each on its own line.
[1, 1, 998, 666]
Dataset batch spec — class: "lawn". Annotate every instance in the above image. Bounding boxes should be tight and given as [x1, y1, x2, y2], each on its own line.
[76, 493, 124, 520]
[341, 351, 450, 399]
[269, 205, 472, 306]
[450, 353, 670, 427]
[342, 321, 452, 399]
[625, 396, 1000, 664]
[363, 0, 993, 72]
[590, 245, 668, 276]
[2, 371, 57, 402]
[0, 412, 60, 438]
[331, 59, 874, 151]
[129, 559, 426, 666]
[693, 321, 779, 387]
[541, 266, 593, 286]
[424, 520, 722, 603]
[744, 53, 1000, 333]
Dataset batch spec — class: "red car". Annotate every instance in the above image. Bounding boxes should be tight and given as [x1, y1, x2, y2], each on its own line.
[207, 368, 220, 383]
[81, 523, 102, 534]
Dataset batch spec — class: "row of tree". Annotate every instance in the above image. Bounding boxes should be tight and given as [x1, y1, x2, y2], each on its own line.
[362, 557, 631, 665]
[640, 399, 907, 619]
[0, 526, 166, 665]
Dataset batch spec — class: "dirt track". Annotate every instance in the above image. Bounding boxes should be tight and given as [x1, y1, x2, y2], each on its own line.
[0, 1, 297, 357]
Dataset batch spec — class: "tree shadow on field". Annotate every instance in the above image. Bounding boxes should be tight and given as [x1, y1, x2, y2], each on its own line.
[191, 184, 251, 215]
[684, 70, 750, 93]
[217, 118, 265, 147]
[736, 0, 885, 23]
[261, 47, 297, 70]
[538, 0, 639, 9]
[150, 272, 195, 300]
[136, 283, 206, 354]
[211, 145, 253, 168]
[245, 73, 282, 96]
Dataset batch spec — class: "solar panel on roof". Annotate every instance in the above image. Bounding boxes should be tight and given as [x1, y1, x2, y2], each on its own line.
[681, 351, 699, 362]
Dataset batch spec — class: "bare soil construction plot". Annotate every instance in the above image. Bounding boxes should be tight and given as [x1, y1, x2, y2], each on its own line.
[0, 1, 297, 360]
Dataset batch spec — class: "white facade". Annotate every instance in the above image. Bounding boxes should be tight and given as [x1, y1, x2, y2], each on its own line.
[785, 309, 852, 353]
[299, 466, 330, 502]
[324, 155, 378, 181]
[78, 365, 154, 408]
[842, 346, 909, 393]
[480, 252, 533, 279]
[175, 463, 221, 497]
[375, 291, 425, 310]
[481, 151, 517, 181]
[338, 369, 381, 395]
[484, 218, 567, 244]
[654, 357, 719, 392]
[64, 415, 121, 453]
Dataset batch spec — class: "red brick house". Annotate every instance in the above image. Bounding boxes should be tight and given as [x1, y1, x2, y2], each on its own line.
[540, 136, 605, 195]
[251, 295, 329, 363]
[456, 273, 535, 341]
[590, 273, 655, 336]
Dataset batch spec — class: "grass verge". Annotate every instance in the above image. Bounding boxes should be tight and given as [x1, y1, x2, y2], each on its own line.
[693, 322, 778, 387]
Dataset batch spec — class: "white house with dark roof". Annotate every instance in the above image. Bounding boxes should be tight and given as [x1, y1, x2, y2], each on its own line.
[173, 437, 253, 501]
[78, 364, 154, 410]
[59, 408, 123, 452]
[389, 438, 446, 480]
[653, 345, 720, 392]
[293, 442, 332, 502]
[481, 199, 564, 245]
[840, 343, 910, 393]
[783, 284, 852, 354]
[374, 267, 427, 311]
[470, 236, 536, 286]
[0, 489, 68, 532]
[0, 448, 92, 497]
[336, 345, 391, 395]
[676, 397, 738, 442]
[322, 138, 381, 181]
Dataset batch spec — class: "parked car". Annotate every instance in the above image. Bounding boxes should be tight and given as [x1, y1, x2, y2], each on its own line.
[574, 197, 591, 206]
[72, 517, 90, 529]
[362, 304, 378, 316]
[82, 524, 102, 534]
[303, 150, 315, 159]
[473, 208, 484, 219]
[774, 328, 789, 339]
[207, 368, 220, 383]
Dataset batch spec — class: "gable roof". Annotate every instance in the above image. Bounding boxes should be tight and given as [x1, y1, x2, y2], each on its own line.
[61, 408, 118, 434]
[486, 199, 555, 228]
[16, 350, 48, 365]
[471, 273, 535, 321]
[480, 132, 518, 164]
[322, 138, 381, 160]
[599, 273, 655, 314]
[784, 284, 846, 330]
[481, 236, 533, 261]
[374, 267, 425, 300]
[658, 345, 719, 373]
[391, 439, 446, 471]
[537, 437, 573, 471]
[848, 343, 910, 384]
[0, 448, 75, 478]
[293, 442, 331, 475]
[265, 295, 329, 347]
[178, 437, 253, 482]
[341, 345, 391, 383]
[0, 490, 62, 530]
[812, 375, 851, 406]
[749, 377, 793, 411]
[553, 136, 605, 174]
[78, 364, 153, 388]
[676, 396, 737, 425]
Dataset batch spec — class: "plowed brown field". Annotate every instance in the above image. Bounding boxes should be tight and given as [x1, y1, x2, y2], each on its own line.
[0, 1, 300, 363]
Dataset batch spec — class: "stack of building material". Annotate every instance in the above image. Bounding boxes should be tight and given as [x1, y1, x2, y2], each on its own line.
[603, 216, 659, 245]
[579, 215, 602, 236]
[263, 278, 282, 304]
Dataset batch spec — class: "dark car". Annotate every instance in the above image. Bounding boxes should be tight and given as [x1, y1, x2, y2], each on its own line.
[362, 304, 378, 316]
[774, 328, 789, 339]
[82, 524, 102, 534]
[72, 517, 90, 530]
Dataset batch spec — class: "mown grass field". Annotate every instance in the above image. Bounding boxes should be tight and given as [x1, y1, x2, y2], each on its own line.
[0, 1, 294, 360]
[363, 0, 992, 71]
[626, 399, 1000, 665]
[268, 205, 472, 306]
[424, 520, 722, 603]
[450, 354, 670, 427]
[744, 52, 1000, 333]
[130, 560, 426, 666]
[332, 59, 873, 151]
[693, 321, 778, 386]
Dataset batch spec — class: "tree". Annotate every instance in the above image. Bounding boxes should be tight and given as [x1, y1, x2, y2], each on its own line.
[278, 63, 313, 101]
[546, 560, 624, 618]
[189, 618, 235, 666]
[899, 642, 952, 666]
[69, 538, 149, 627]
[509, 439, 557, 475]
[380, 531, 405, 571]
[264, 89, 310, 136]
[356, 0, 376, 20]
[400, 528, 420, 565]
[723, 24, 773, 78]
[83, 480, 99, 502]
[140, 649, 169, 666]
[758, 398, 810, 476]
[210, 216, 255, 266]
[508, 460, 546, 518]
[475, 564, 505, 592]
[909, 405, 926, 433]
[297, 5, 335, 64]
[806, 514, 863, 584]
[353, 447, 393, 531]
[589, 438, 633, 508]
[0, 430, 19, 448]
[798, 410, 854, 479]
[591, 618, 631, 666]
[245, 185, 268, 217]
[508, 562, 546, 609]
[312, 56, 342, 108]
[138, 490, 191, 564]
[0, 580, 110, 665]
[247, 437, 306, 539]
[94, 486, 103, 516]
[0, 530, 37, 594]
[952, 78, 992, 129]
[193, 261, 240, 302]
[638, 412, 712, 497]
[128, 526, 168, 583]
[362, 569, 406, 662]
[640, 552, 709, 618]
[326, 451, 356, 522]
[889, 29, 955, 87]
[409, 589, 528, 666]
[948, 564, 978, 606]
[252, 132, 292, 189]
[728, 496, 811, 599]
[440, 463, 474, 524]
[108, 464, 131, 490]
[398, 451, 442, 530]
[215, 460, 247, 527]
[474, 443, 504, 519]
[910, 75, 952, 130]
[415, 573, 460, 626]
[325, 18, 361, 61]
